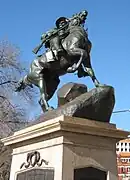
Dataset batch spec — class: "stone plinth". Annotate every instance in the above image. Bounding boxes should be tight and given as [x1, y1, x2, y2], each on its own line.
[2, 116, 129, 180]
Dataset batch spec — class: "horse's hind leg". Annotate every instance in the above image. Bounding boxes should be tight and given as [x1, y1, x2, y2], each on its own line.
[38, 74, 52, 112]
[26, 72, 52, 112]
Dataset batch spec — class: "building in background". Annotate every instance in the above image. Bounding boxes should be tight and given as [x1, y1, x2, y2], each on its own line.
[116, 138, 130, 180]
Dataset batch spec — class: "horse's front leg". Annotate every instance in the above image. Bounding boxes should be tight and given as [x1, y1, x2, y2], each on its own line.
[68, 48, 101, 87]
[85, 67, 100, 87]
[83, 54, 102, 87]
[66, 47, 86, 73]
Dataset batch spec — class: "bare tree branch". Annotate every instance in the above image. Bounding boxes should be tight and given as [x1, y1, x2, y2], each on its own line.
[0, 39, 37, 180]
[0, 39, 36, 128]
[0, 80, 17, 86]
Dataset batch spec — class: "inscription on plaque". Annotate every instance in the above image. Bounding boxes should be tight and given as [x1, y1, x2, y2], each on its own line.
[16, 168, 54, 180]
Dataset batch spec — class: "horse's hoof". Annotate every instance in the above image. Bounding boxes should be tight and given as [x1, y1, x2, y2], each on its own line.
[95, 83, 105, 88]
[48, 107, 54, 111]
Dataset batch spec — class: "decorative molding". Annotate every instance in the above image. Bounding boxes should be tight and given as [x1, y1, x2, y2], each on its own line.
[2, 116, 129, 147]
[20, 151, 48, 169]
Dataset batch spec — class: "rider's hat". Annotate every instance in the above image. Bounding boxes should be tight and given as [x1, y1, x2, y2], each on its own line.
[55, 17, 68, 28]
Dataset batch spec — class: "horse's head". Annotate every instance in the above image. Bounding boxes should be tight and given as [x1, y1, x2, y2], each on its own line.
[69, 10, 88, 27]
[79, 10, 88, 24]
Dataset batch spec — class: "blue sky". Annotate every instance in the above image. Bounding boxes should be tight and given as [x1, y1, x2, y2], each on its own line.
[0, 0, 130, 130]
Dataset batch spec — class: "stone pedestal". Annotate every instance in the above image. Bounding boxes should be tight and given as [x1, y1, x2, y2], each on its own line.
[2, 116, 129, 180]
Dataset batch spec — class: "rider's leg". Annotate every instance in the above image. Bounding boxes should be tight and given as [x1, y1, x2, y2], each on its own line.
[38, 75, 50, 112]
[50, 36, 65, 59]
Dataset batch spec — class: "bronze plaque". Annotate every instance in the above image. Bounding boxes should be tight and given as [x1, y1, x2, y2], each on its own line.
[16, 168, 54, 180]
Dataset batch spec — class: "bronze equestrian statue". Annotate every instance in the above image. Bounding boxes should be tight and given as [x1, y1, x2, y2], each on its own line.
[16, 10, 101, 112]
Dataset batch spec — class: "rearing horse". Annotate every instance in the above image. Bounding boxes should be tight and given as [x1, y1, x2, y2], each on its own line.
[16, 17, 101, 112]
